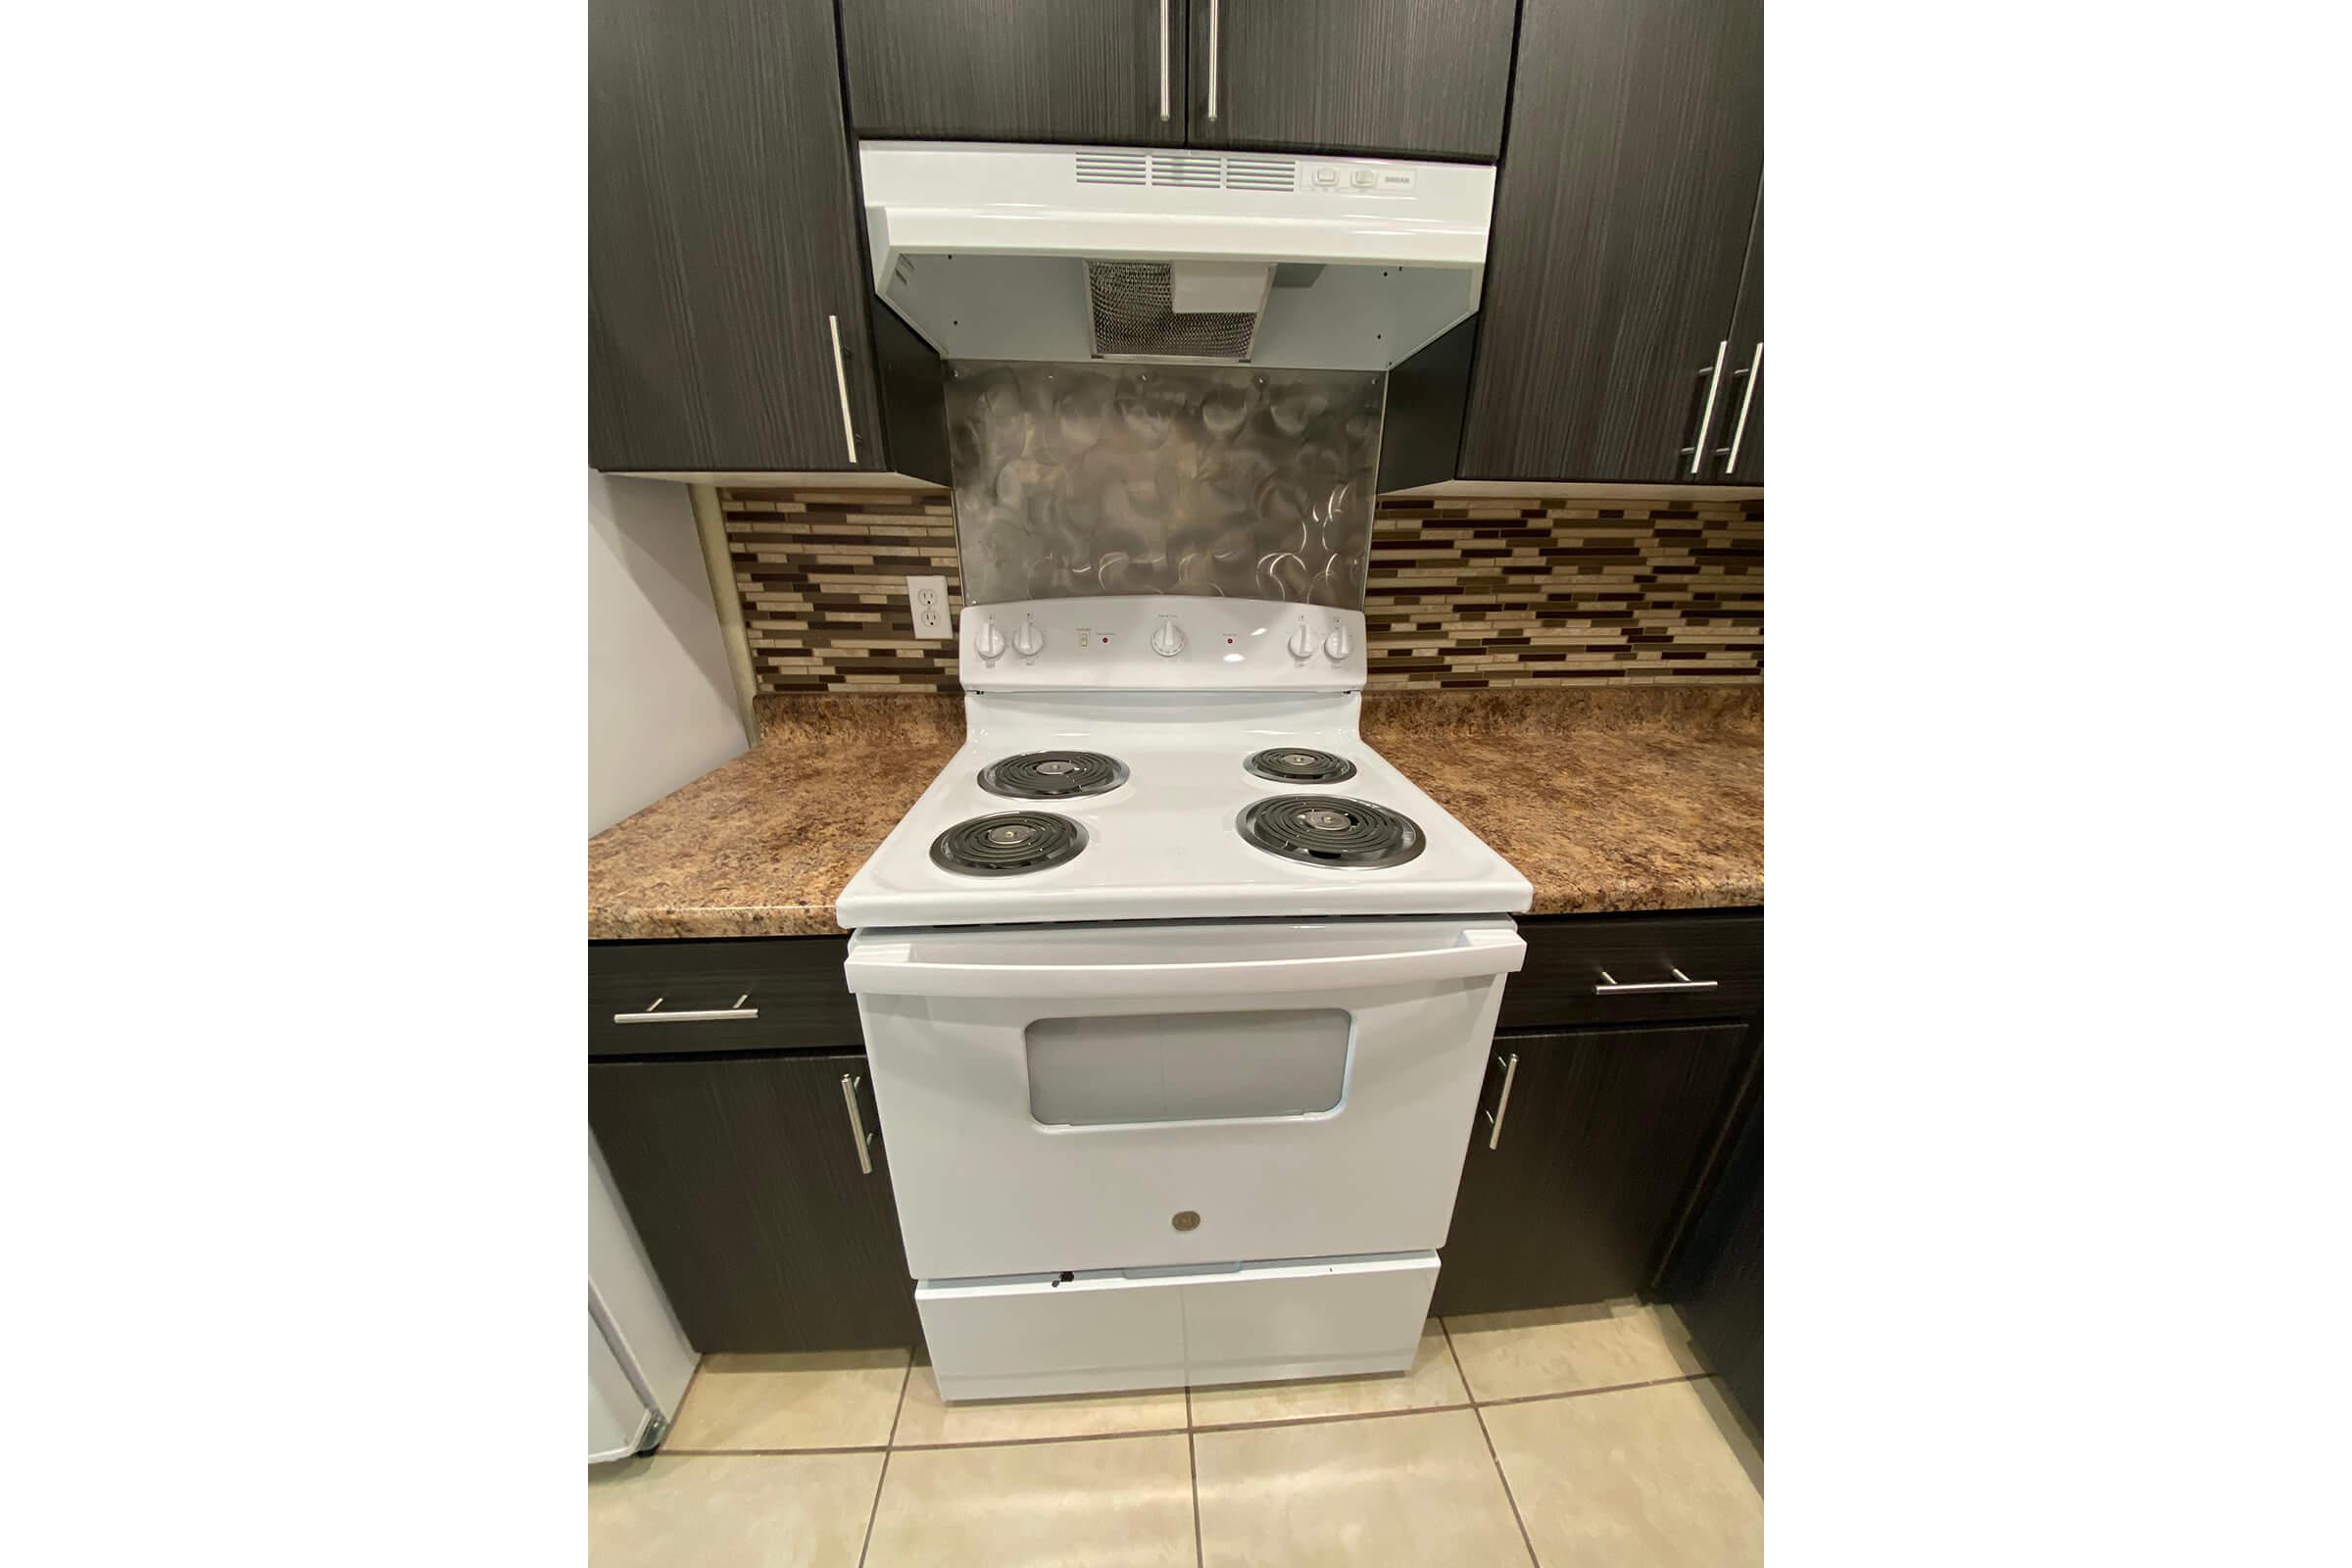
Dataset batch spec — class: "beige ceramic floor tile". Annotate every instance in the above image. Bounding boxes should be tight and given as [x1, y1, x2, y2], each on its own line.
[1194, 1408, 1532, 1567]
[1481, 1379, 1762, 1568]
[1190, 1320, 1469, 1427]
[1443, 1300, 1705, 1402]
[587, 1452, 884, 1568]
[862, 1432, 1196, 1568]
[663, 1349, 910, 1451]
[891, 1356, 1188, 1446]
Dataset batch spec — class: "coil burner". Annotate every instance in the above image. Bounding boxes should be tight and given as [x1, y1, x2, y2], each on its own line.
[1237, 796, 1425, 869]
[977, 751, 1130, 800]
[930, 812, 1088, 876]
[1244, 748, 1358, 785]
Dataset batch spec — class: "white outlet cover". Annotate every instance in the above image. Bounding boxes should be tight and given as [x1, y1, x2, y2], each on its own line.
[908, 575, 950, 639]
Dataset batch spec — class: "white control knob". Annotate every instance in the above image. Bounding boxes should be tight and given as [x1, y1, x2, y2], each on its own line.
[1151, 619, 1187, 658]
[1324, 624, 1351, 660]
[1010, 619, 1045, 658]
[1287, 622, 1317, 660]
[974, 620, 1006, 661]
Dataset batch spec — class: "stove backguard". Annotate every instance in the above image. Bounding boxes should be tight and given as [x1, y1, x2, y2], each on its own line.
[945, 361, 1382, 609]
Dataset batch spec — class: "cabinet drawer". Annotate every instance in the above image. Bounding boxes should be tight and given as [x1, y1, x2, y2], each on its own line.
[589, 937, 860, 1057]
[1500, 911, 1762, 1031]
[916, 1252, 1437, 1401]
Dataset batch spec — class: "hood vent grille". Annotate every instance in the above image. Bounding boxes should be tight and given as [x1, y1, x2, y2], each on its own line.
[1072, 151, 1298, 193]
[1087, 262, 1260, 362]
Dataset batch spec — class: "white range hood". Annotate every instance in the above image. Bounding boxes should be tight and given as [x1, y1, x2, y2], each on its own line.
[858, 141, 1495, 371]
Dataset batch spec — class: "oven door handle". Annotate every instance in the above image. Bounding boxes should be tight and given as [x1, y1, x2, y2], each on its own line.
[844, 927, 1525, 1001]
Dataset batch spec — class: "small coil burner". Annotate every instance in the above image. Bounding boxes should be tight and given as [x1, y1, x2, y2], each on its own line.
[1238, 796, 1425, 869]
[930, 811, 1088, 876]
[977, 751, 1130, 800]
[1244, 747, 1358, 785]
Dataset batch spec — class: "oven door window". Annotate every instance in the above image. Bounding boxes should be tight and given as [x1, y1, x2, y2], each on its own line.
[1025, 1009, 1351, 1127]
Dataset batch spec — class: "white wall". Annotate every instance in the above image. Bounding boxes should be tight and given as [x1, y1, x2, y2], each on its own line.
[589, 473, 749, 834]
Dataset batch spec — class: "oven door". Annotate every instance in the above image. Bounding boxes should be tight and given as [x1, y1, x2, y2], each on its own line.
[844, 918, 1524, 1280]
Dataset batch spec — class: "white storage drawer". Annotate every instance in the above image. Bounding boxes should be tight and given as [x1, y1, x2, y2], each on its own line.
[915, 1252, 1440, 1402]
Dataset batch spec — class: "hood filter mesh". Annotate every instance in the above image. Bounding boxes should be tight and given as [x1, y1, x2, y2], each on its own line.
[1086, 262, 1259, 363]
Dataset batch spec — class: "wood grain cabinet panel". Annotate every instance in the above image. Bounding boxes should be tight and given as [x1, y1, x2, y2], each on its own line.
[1666, 1087, 1762, 1429]
[1189, 0, 1519, 160]
[1432, 1022, 1754, 1317]
[840, 0, 1187, 146]
[1713, 195, 1764, 482]
[590, 1052, 919, 1352]
[1459, 0, 1763, 479]
[589, 0, 885, 470]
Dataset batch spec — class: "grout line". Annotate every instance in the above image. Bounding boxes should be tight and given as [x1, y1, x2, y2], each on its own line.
[1437, 1316, 1474, 1399]
[658, 1444, 889, 1457]
[854, 1449, 890, 1568]
[890, 1425, 1191, 1453]
[855, 1362, 907, 1568]
[1449, 1319, 1541, 1568]
[1474, 1371, 1719, 1411]
[1188, 1401, 1473, 1436]
[1187, 1387, 1205, 1568]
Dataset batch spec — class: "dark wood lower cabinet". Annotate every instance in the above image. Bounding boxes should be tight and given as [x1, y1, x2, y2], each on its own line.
[589, 1051, 917, 1352]
[1432, 1021, 1755, 1317]
[1666, 1085, 1762, 1430]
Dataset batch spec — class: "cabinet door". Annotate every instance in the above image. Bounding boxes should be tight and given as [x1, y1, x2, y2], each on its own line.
[589, 1053, 919, 1351]
[590, 0, 883, 471]
[1666, 1088, 1762, 1430]
[1713, 196, 1764, 483]
[1458, 0, 1763, 480]
[840, 0, 1185, 146]
[1189, 0, 1518, 160]
[1432, 1023, 1753, 1317]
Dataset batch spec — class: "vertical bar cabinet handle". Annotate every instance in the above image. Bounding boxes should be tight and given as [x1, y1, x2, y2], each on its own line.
[1484, 1052, 1520, 1151]
[1683, 339, 1729, 475]
[826, 314, 858, 465]
[1157, 0, 1170, 121]
[840, 1073, 874, 1175]
[1723, 341, 1763, 472]
[1206, 0, 1221, 122]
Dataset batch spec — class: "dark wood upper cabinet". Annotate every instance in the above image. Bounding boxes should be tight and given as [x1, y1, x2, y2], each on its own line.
[839, 0, 1187, 146]
[1713, 195, 1764, 483]
[1432, 1021, 1755, 1317]
[590, 1050, 920, 1352]
[1458, 0, 1763, 481]
[1188, 0, 1519, 160]
[590, 0, 886, 471]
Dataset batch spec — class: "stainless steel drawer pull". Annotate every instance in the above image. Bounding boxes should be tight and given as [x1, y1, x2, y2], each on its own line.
[1719, 340, 1763, 472]
[1593, 968, 1720, 996]
[1157, 0, 1170, 121]
[826, 314, 858, 464]
[1680, 339, 1730, 475]
[841, 1073, 875, 1175]
[1484, 1052, 1520, 1151]
[1206, 0, 1221, 122]
[612, 994, 758, 1024]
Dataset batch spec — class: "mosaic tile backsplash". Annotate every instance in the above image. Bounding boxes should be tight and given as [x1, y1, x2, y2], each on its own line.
[723, 488, 1760, 693]
[945, 361, 1384, 608]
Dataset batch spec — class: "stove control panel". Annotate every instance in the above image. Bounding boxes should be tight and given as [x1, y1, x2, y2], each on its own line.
[960, 596, 1368, 690]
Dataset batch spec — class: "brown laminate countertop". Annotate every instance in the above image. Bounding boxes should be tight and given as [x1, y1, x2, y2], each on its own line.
[588, 687, 1761, 939]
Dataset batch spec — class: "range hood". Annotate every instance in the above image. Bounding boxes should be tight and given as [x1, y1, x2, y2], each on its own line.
[859, 141, 1495, 372]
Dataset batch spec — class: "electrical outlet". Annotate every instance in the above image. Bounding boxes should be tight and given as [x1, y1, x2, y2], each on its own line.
[907, 575, 950, 639]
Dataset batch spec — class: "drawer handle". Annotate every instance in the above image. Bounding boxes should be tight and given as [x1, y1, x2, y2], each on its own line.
[1593, 969, 1720, 996]
[841, 1073, 875, 1176]
[612, 994, 758, 1024]
[1484, 1052, 1519, 1151]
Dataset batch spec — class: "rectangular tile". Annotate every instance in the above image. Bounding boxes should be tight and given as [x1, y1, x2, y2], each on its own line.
[587, 1452, 884, 1567]
[1481, 1379, 1762, 1568]
[1194, 1408, 1532, 1567]
[1443, 1302, 1706, 1403]
[861, 1432, 1196, 1568]
[662, 1349, 909, 1451]
[890, 1358, 1187, 1447]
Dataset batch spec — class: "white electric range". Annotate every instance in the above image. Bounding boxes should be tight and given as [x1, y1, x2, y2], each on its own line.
[839, 595, 1532, 1401]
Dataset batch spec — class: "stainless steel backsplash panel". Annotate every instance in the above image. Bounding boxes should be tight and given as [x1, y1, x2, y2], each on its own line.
[945, 361, 1383, 607]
